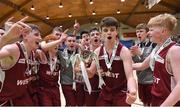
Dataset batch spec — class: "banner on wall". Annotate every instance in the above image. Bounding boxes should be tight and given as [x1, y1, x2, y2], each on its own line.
[123, 32, 136, 38]
[120, 39, 135, 49]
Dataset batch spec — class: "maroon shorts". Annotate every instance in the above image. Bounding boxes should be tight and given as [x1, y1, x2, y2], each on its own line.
[27, 84, 39, 105]
[37, 86, 61, 106]
[151, 94, 180, 106]
[61, 84, 76, 106]
[85, 90, 100, 106]
[61, 83, 85, 106]
[12, 92, 34, 106]
[0, 100, 11, 106]
[138, 83, 152, 105]
[75, 83, 85, 106]
[151, 94, 164, 106]
[96, 88, 130, 106]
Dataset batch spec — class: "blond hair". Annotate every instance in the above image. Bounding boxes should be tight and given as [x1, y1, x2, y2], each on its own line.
[148, 13, 177, 32]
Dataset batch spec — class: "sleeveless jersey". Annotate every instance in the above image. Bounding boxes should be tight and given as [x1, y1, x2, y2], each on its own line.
[26, 52, 39, 95]
[38, 55, 61, 87]
[99, 43, 127, 92]
[152, 42, 180, 105]
[0, 43, 29, 101]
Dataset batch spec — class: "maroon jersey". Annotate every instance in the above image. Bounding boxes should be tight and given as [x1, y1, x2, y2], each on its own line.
[38, 59, 61, 87]
[88, 75, 100, 91]
[0, 43, 29, 102]
[27, 52, 39, 94]
[99, 43, 127, 92]
[152, 42, 180, 105]
[26, 57, 39, 105]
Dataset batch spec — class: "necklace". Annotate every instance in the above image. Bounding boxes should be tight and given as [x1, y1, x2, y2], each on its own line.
[103, 42, 118, 75]
[48, 53, 57, 72]
[20, 42, 31, 75]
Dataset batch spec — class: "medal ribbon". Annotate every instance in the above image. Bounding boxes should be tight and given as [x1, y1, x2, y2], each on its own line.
[103, 42, 118, 70]
[150, 38, 173, 71]
[20, 42, 31, 75]
[49, 55, 57, 72]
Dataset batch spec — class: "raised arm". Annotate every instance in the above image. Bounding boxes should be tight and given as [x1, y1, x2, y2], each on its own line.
[0, 17, 30, 48]
[72, 19, 80, 36]
[40, 31, 68, 51]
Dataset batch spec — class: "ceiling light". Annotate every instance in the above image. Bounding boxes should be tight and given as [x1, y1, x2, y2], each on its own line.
[94, 22, 98, 25]
[117, 10, 121, 14]
[59, 2, 63, 8]
[89, 0, 93, 4]
[68, 13, 72, 17]
[121, 0, 125, 2]
[31, 5, 35, 10]
[92, 11, 96, 15]
[46, 15, 50, 20]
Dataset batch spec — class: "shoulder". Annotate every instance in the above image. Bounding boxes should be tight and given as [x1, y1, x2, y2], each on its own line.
[166, 45, 180, 64]
[120, 46, 131, 60]
[168, 45, 180, 56]
[1, 43, 19, 53]
[121, 46, 131, 54]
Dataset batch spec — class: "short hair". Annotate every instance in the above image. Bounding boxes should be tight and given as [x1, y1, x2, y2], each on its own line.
[100, 17, 120, 29]
[28, 24, 41, 32]
[68, 34, 76, 37]
[53, 26, 63, 33]
[147, 13, 177, 32]
[43, 34, 59, 43]
[136, 23, 149, 32]
[80, 30, 89, 36]
[80, 30, 89, 39]
[89, 27, 99, 33]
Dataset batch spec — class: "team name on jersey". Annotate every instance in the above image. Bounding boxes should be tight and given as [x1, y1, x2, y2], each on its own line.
[102, 72, 120, 78]
[16, 76, 37, 86]
[153, 76, 160, 84]
[46, 71, 59, 76]
[17, 79, 29, 85]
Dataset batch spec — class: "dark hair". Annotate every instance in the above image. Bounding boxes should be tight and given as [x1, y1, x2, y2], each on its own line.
[28, 24, 41, 32]
[80, 30, 89, 36]
[136, 23, 149, 32]
[100, 17, 119, 29]
[68, 34, 76, 37]
[80, 30, 89, 39]
[89, 27, 99, 33]
[53, 26, 63, 33]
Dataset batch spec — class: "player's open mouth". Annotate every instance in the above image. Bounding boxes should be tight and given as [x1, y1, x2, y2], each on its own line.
[107, 36, 112, 40]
